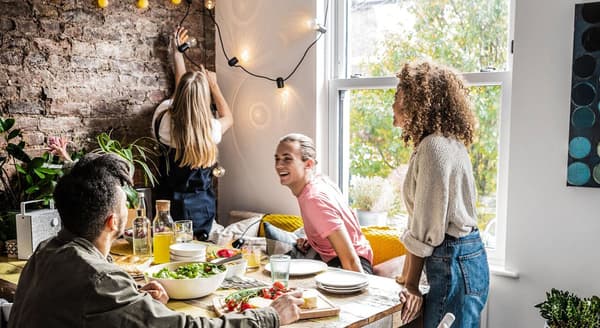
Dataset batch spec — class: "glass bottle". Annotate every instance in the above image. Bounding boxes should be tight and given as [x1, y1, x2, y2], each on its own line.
[152, 200, 174, 264]
[132, 193, 151, 256]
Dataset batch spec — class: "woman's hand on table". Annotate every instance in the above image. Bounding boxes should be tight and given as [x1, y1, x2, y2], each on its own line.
[269, 290, 304, 325]
[140, 281, 170, 304]
[399, 288, 423, 324]
[295, 238, 310, 254]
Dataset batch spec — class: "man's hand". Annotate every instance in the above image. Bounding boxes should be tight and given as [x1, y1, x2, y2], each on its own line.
[295, 238, 310, 254]
[269, 290, 304, 325]
[140, 281, 169, 304]
[399, 288, 423, 324]
[47, 136, 72, 162]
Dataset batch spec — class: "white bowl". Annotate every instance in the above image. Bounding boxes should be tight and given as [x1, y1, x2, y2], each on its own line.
[145, 261, 227, 299]
[224, 259, 248, 278]
[170, 243, 207, 257]
[170, 253, 206, 262]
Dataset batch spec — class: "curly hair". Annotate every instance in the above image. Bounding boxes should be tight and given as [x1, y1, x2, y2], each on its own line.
[396, 61, 477, 146]
[53, 153, 132, 241]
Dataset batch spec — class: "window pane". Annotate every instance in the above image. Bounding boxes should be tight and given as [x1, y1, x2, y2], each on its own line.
[348, 0, 510, 77]
[346, 86, 500, 247]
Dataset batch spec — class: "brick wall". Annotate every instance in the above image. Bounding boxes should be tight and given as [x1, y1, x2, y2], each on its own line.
[0, 0, 215, 156]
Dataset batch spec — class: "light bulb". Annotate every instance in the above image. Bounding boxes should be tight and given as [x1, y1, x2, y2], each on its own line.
[204, 0, 215, 10]
[98, 0, 108, 8]
[240, 49, 249, 63]
[137, 0, 148, 9]
[280, 87, 289, 106]
[171, 0, 181, 4]
[212, 165, 226, 178]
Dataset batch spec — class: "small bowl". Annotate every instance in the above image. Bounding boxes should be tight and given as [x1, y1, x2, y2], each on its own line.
[170, 243, 207, 257]
[145, 261, 227, 299]
[170, 253, 206, 262]
[224, 259, 248, 278]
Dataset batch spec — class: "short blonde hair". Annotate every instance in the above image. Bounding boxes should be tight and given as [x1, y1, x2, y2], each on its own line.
[396, 61, 477, 146]
[278, 133, 318, 165]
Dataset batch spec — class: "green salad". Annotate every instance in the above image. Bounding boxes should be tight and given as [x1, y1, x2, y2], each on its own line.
[152, 262, 226, 279]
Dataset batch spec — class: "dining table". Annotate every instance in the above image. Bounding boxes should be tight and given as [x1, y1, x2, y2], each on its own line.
[0, 239, 423, 328]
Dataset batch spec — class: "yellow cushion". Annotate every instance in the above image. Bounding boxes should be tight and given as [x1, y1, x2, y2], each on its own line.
[361, 226, 407, 265]
[258, 214, 406, 265]
[258, 214, 304, 237]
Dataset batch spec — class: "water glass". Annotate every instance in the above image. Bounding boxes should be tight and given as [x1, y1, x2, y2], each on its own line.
[174, 220, 193, 243]
[269, 254, 291, 286]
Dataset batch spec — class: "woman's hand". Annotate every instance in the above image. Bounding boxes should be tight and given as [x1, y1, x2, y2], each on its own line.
[172, 26, 189, 50]
[140, 281, 170, 304]
[47, 136, 72, 162]
[399, 288, 423, 324]
[203, 66, 219, 93]
[295, 238, 310, 254]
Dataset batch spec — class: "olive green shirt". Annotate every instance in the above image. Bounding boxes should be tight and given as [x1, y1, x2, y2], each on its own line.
[8, 230, 279, 328]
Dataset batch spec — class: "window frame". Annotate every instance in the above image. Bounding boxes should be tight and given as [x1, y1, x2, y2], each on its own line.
[324, 0, 515, 266]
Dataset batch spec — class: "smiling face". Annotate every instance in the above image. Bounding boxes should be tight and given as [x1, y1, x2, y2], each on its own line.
[274, 141, 313, 196]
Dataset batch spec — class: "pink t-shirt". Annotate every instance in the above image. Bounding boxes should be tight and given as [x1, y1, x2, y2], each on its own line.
[297, 177, 373, 264]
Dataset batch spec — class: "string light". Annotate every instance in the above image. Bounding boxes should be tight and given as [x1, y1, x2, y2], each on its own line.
[98, 0, 108, 8]
[240, 49, 250, 63]
[137, 0, 148, 9]
[171, 0, 182, 4]
[204, 0, 215, 10]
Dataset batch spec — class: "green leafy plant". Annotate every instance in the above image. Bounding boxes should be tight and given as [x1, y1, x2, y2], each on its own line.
[349, 176, 394, 212]
[93, 131, 158, 208]
[535, 288, 600, 328]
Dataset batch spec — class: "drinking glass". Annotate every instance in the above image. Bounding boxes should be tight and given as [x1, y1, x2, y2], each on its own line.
[269, 254, 291, 286]
[174, 220, 193, 243]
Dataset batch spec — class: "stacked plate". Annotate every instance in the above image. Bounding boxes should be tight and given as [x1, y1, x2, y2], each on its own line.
[170, 243, 206, 262]
[315, 270, 369, 294]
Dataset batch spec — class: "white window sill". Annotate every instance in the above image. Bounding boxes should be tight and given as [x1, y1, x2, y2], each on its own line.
[490, 264, 519, 278]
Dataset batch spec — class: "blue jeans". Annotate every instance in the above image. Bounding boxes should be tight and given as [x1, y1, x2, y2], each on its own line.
[423, 230, 489, 328]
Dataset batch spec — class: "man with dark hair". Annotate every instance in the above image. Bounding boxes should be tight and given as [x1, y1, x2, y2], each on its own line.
[9, 153, 303, 328]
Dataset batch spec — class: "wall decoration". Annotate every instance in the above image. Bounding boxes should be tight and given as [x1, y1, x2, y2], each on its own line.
[568, 2, 600, 187]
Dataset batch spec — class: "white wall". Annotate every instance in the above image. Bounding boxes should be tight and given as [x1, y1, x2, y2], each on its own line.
[216, 0, 600, 327]
[216, 0, 322, 222]
[489, 0, 600, 327]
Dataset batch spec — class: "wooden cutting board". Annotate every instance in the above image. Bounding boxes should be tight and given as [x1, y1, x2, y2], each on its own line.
[213, 289, 340, 320]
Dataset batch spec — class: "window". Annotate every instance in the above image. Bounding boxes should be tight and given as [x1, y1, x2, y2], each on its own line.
[326, 0, 513, 264]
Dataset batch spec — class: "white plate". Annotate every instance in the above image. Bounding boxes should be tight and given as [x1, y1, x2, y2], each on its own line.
[314, 270, 369, 288]
[317, 284, 368, 294]
[264, 259, 328, 276]
[316, 281, 369, 290]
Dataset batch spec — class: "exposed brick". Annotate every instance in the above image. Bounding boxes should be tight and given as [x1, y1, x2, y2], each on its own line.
[13, 117, 39, 130]
[7, 101, 44, 114]
[147, 90, 166, 103]
[47, 54, 68, 68]
[19, 86, 42, 99]
[49, 100, 91, 116]
[0, 86, 18, 99]
[22, 131, 45, 146]
[39, 18, 61, 35]
[15, 19, 38, 36]
[38, 116, 84, 133]
[34, 38, 69, 54]
[0, 18, 16, 32]
[1, 1, 31, 18]
[62, 9, 104, 25]
[33, 3, 59, 18]
[24, 51, 48, 67]
[0, 48, 23, 65]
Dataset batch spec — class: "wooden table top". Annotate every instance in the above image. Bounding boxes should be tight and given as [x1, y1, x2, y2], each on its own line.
[0, 241, 416, 328]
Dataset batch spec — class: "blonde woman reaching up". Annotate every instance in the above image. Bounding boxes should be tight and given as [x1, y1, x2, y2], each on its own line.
[152, 27, 233, 240]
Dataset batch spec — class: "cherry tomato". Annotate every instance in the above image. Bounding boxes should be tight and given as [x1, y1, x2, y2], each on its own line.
[261, 288, 271, 299]
[272, 281, 286, 291]
[273, 291, 283, 299]
[217, 249, 236, 258]
[226, 299, 237, 312]
[240, 302, 253, 311]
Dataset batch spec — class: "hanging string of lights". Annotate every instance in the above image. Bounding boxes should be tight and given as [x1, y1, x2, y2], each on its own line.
[176, 0, 330, 89]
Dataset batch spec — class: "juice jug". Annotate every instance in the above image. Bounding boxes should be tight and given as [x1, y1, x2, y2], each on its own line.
[152, 200, 174, 264]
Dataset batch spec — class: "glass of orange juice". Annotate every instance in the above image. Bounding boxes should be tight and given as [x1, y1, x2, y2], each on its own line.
[242, 238, 262, 269]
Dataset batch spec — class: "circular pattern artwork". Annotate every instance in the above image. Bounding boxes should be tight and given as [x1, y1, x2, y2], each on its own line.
[567, 162, 591, 186]
[568, 3, 600, 187]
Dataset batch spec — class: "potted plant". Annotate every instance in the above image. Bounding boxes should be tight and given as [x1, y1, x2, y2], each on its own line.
[535, 288, 600, 328]
[92, 131, 158, 223]
[349, 175, 394, 226]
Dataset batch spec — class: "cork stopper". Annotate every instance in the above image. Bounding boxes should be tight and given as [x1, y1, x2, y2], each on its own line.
[155, 200, 170, 212]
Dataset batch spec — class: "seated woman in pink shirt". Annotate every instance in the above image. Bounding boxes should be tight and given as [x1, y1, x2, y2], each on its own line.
[274, 133, 373, 274]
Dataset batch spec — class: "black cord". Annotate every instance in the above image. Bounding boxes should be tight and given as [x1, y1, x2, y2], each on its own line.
[202, 0, 330, 86]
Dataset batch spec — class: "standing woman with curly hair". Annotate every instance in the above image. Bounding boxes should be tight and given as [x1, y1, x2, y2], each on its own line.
[152, 27, 233, 240]
[393, 62, 489, 327]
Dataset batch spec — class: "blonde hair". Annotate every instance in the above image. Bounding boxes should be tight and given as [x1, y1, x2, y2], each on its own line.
[169, 71, 218, 169]
[396, 61, 477, 146]
[278, 133, 318, 165]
